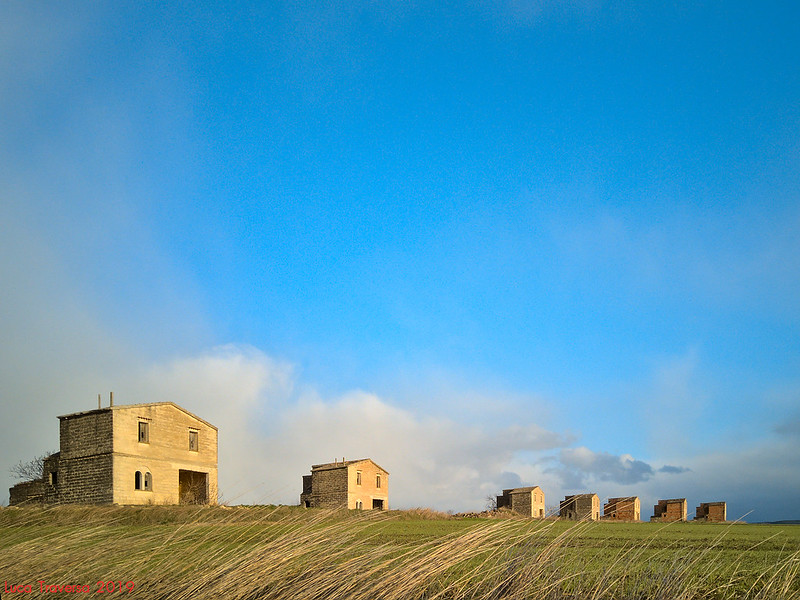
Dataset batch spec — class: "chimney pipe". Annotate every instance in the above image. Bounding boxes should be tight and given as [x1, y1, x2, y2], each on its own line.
[98, 394, 101, 409]
[110, 391, 114, 407]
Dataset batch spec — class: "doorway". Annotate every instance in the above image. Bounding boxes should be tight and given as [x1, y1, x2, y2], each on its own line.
[178, 470, 208, 504]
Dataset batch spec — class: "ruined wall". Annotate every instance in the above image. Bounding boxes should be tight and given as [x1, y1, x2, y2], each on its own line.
[9, 480, 47, 505]
[8, 453, 61, 505]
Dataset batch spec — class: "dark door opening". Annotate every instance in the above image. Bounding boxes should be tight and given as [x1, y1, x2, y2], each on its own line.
[372, 498, 385, 510]
[179, 470, 208, 504]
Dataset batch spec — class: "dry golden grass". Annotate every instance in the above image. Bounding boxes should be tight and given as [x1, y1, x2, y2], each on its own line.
[1, 505, 798, 599]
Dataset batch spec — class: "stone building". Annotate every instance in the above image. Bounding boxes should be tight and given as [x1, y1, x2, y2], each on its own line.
[9, 402, 217, 505]
[300, 458, 388, 510]
[695, 502, 726, 522]
[559, 493, 600, 520]
[496, 486, 545, 518]
[651, 498, 687, 522]
[603, 496, 641, 521]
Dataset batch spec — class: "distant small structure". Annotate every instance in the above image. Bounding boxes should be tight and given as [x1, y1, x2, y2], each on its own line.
[300, 458, 388, 510]
[695, 502, 726, 522]
[560, 493, 600, 521]
[603, 496, 641, 521]
[496, 486, 545, 518]
[651, 498, 687, 522]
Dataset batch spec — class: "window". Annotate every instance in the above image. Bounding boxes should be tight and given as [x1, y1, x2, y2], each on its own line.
[189, 430, 198, 451]
[49, 471, 58, 486]
[376, 474, 381, 489]
[355, 500, 363, 509]
[135, 471, 152, 491]
[356, 471, 362, 485]
[138, 422, 149, 443]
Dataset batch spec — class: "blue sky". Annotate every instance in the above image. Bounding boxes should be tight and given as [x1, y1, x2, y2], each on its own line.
[1, 1, 799, 520]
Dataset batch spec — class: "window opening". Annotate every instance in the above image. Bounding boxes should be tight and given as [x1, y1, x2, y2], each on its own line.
[189, 430, 198, 451]
[138, 422, 149, 443]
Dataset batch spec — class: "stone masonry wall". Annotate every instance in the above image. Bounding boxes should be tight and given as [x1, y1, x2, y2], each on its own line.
[560, 494, 599, 520]
[9, 480, 47, 505]
[604, 497, 640, 521]
[652, 499, 687, 522]
[58, 455, 114, 504]
[58, 411, 114, 504]
[510, 491, 532, 517]
[696, 502, 726, 522]
[111, 405, 218, 505]
[347, 462, 388, 510]
[60, 411, 113, 459]
[309, 467, 349, 508]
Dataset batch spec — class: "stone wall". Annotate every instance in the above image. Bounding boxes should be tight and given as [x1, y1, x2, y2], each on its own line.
[58, 411, 115, 504]
[304, 466, 348, 508]
[9, 480, 47, 505]
[560, 494, 599, 520]
[10, 403, 218, 506]
[60, 410, 113, 459]
[58, 454, 114, 504]
[111, 404, 218, 505]
[651, 498, 687, 522]
[347, 462, 388, 510]
[603, 497, 640, 521]
[695, 502, 726, 522]
[497, 487, 545, 518]
[300, 459, 388, 510]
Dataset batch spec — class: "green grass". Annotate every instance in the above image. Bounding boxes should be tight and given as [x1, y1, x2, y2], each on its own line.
[1, 505, 798, 599]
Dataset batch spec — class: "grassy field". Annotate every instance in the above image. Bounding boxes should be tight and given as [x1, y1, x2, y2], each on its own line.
[1, 505, 798, 599]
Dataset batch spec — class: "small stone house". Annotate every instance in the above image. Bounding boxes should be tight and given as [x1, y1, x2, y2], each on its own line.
[651, 498, 687, 522]
[9, 402, 217, 505]
[496, 486, 545, 518]
[559, 493, 600, 521]
[603, 496, 641, 521]
[695, 502, 726, 522]
[300, 458, 388, 510]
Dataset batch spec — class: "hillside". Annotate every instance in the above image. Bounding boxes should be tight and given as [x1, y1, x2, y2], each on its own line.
[1, 505, 798, 599]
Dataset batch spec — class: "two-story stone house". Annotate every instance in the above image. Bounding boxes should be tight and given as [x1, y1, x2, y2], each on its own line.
[9, 402, 217, 505]
[300, 458, 388, 510]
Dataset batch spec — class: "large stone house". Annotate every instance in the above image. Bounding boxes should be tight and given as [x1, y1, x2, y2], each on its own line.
[300, 458, 388, 510]
[651, 498, 687, 522]
[695, 501, 726, 522]
[559, 493, 600, 520]
[496, 486, 545, 518]
[9, 402, 217, 505]
[603, 496, 641, 521]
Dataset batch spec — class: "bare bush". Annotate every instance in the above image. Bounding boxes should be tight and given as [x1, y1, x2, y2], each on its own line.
[9, 452, 56, 481]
